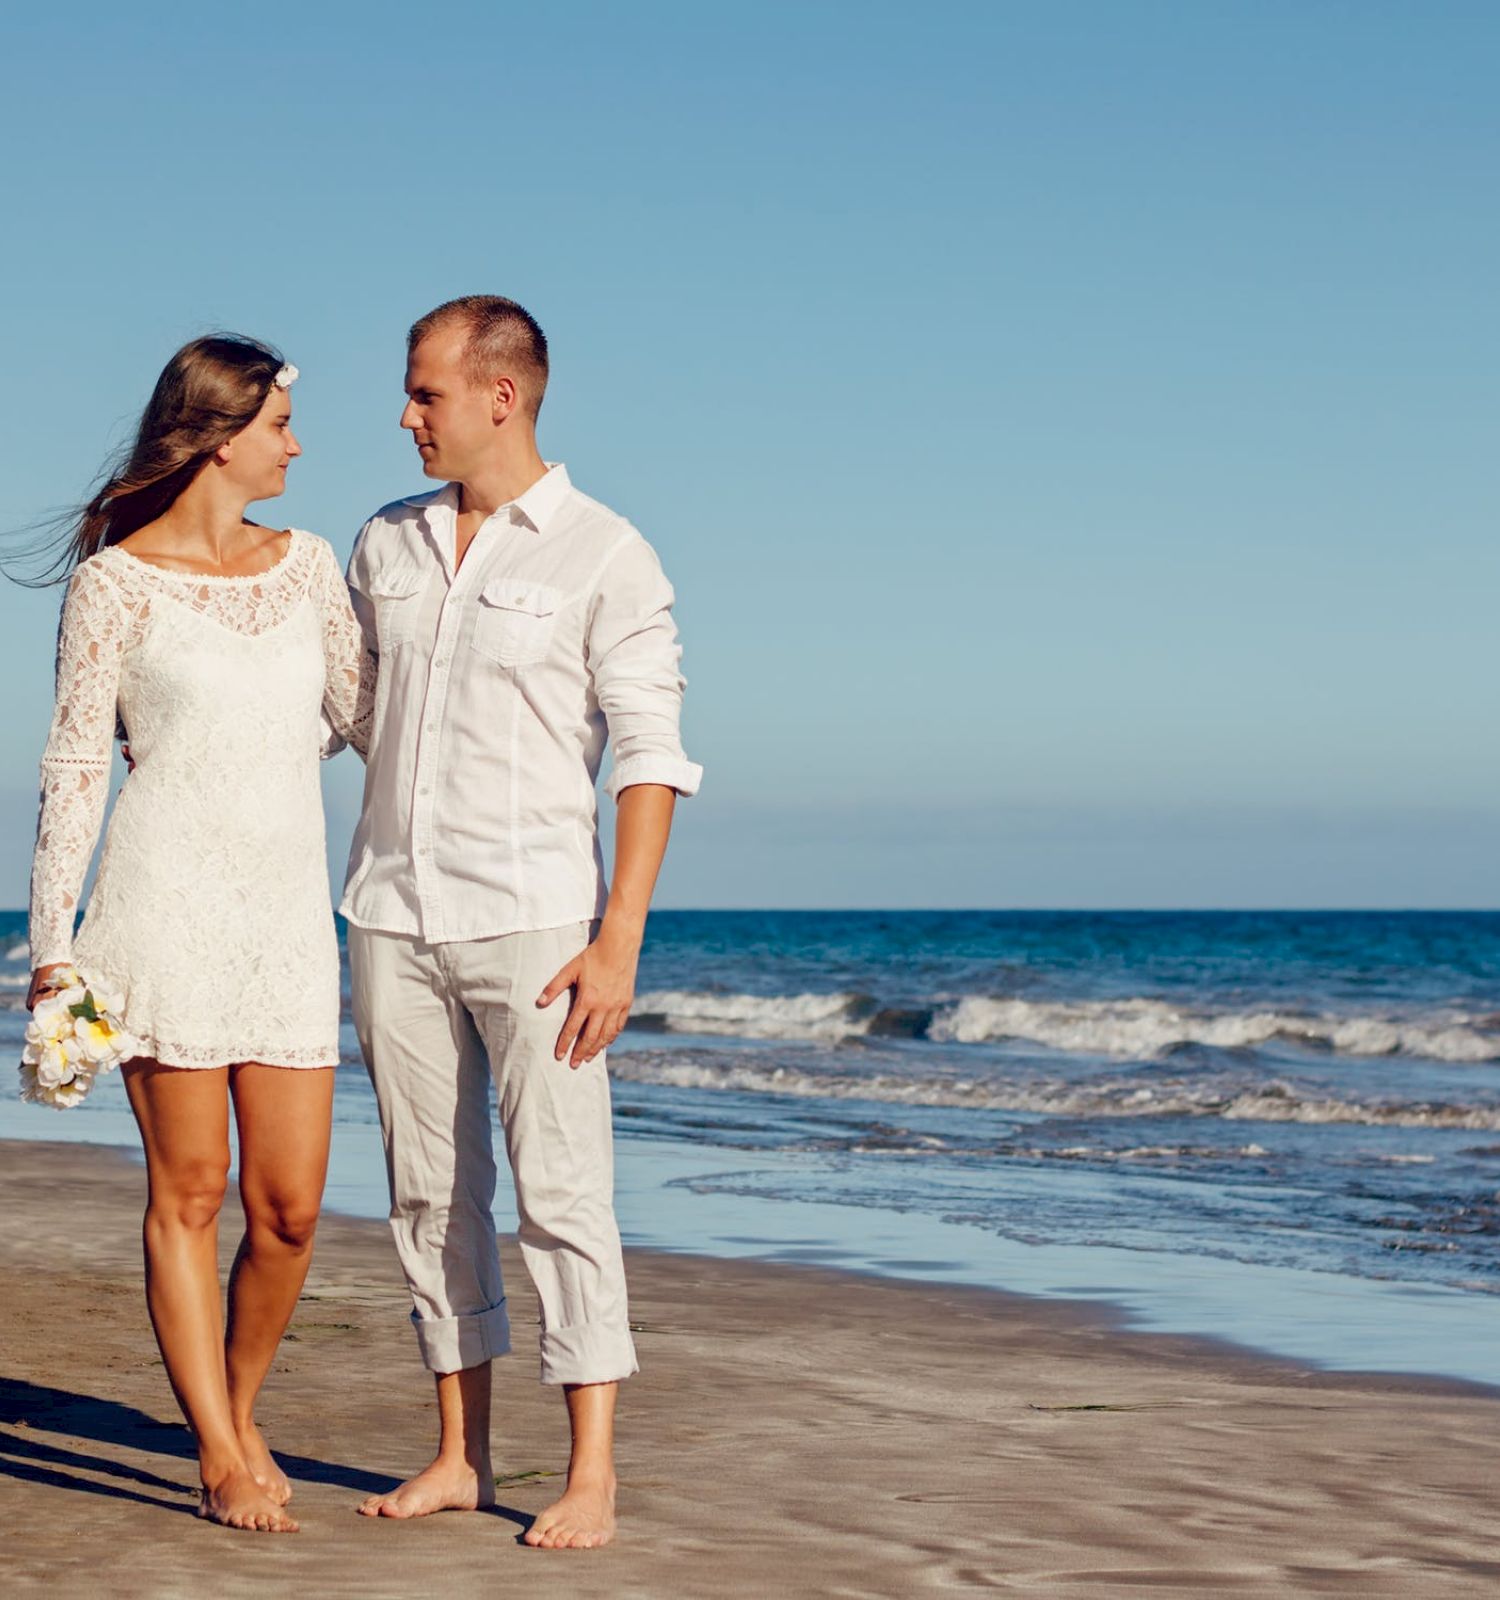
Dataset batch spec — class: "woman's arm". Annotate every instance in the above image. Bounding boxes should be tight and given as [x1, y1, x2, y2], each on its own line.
[27, 562, 128, 1002]
[312, 536, 376, 760]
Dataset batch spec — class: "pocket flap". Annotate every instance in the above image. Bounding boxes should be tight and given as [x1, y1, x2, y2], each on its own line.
[368, 566, 426, 599]
[479, 577, 561, 616]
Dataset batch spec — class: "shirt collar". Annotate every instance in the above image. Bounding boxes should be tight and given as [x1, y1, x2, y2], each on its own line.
[422, 461, 571, 534]
[511, 462, 571, 532]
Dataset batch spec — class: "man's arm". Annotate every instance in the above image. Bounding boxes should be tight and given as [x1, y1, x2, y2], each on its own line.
[536, 533, 702, 1067]
[539, 783, 676, 1066]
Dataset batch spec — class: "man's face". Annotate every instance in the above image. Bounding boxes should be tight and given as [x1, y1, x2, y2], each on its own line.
[400, 325, 492, 482]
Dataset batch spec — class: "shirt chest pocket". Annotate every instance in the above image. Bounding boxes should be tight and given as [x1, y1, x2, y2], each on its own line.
[367, 566, 426, 651]
[471, 577, 564, 667]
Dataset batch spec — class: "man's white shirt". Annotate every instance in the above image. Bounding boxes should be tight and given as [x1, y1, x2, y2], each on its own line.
[337, 462, 702, 944]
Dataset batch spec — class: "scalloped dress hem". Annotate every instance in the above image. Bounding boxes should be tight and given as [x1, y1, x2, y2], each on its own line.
[119, 1044, 340, 1071]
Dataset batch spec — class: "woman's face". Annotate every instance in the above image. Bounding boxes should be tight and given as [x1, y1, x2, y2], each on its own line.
[221, 384, 302, 500]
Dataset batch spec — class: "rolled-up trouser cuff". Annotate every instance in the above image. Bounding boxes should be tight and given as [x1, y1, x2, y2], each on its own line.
[413, 1298, 512, 1374]
[539, 1320, 640, 1386]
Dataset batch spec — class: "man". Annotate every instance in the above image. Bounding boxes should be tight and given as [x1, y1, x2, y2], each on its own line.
[339, 295, 702, 1549]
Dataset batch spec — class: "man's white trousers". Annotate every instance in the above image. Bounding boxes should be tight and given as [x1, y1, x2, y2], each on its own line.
[350, 921, 639, 1384]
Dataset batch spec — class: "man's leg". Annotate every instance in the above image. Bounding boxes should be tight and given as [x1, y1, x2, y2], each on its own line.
[526, 1381, 618, 1550]
[455, 922, 637, 1549]
[348, 926, 509, 1518]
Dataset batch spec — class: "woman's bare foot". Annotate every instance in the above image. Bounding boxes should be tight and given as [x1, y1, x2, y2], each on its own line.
[357, 1456, 495, 1519]
[236, 1419, 293, 1506]
[523, 1471, 617, 1550]
[198, 1465, 299, 1532]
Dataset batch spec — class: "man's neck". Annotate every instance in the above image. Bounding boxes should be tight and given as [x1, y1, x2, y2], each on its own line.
[457, 450, 550, 520]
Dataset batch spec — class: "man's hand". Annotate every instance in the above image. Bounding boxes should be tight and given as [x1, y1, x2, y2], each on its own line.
[537, 922, 641, 1068]
[27, 963, 72, 1011]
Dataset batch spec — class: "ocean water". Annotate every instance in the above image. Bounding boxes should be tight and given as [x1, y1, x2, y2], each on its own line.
[4, 909, 1499, 1384]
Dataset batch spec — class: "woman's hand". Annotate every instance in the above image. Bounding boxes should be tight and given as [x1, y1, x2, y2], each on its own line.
[27, 963, 73, 1010]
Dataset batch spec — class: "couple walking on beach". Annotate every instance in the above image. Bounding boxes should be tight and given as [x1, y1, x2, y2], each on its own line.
[22, 296, 702, 1544]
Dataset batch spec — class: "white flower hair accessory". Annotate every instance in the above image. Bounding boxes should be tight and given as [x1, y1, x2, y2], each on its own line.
[273, 362, 299, 390]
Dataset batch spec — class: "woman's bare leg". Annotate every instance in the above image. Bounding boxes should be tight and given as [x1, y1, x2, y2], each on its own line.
[224, 1062, 335, 1506]
[123, 1060, 296, 1532]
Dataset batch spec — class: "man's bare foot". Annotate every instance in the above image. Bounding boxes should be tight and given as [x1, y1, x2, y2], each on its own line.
[523, 1471, 617, 1550]
[198, 1466, 299, 1533]
[236, 1420, 293, 1506]
[357, 1457, 495, 1519]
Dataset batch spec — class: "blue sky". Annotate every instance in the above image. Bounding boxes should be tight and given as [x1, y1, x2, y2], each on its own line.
[1, 1, 1495, 908]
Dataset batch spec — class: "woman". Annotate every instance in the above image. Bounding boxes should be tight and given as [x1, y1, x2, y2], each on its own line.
[24, 334, 373, 1533]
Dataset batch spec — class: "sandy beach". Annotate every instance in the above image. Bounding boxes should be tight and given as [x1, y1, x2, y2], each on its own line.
[2, 1137, 1498, 1598]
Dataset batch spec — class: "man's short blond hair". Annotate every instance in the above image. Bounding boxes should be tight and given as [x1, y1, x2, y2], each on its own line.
[408, 295, 549, 418]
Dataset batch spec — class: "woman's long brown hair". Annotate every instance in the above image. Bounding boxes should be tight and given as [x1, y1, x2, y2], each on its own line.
[8, 333, 286, 587]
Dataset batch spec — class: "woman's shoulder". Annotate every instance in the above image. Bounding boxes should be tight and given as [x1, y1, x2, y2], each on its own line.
[53, 549, 141, 635]
[287, 529, 348, 582]
[67, 544, 129, 595]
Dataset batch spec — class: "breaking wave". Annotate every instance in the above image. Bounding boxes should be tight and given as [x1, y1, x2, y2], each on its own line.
[928, 996, 1500, 1063]
[608, 1052, 1500, 1130]
[630, 989, 1500, 1064]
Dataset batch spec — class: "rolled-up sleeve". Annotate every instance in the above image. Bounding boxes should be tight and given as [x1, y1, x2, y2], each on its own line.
[588, 534, 703, 801]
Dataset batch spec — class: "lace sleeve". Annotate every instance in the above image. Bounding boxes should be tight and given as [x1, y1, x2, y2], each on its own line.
[311, 536, 375, 759]
[28, 562, 127, 967]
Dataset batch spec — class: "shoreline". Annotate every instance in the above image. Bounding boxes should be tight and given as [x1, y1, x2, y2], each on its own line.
[9, 1132, 1500, 1401]
[4, 1138, 1500, 1595]
[9, 1090, 1500, 1392]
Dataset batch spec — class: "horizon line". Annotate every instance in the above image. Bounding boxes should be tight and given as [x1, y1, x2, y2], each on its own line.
[4, 906, 1499, 920]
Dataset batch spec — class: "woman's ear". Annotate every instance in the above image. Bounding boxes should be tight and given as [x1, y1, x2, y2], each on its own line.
[214, 439, 235, 465]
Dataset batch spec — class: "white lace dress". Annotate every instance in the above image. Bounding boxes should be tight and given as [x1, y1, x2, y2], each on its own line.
[27, 531, 375, 1069]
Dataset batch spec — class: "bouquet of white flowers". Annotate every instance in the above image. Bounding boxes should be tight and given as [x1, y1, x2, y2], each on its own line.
[20, 965, 141, 1108]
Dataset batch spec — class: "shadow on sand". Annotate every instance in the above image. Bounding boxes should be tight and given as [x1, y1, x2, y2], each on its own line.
[0, 1376, 533, 1533]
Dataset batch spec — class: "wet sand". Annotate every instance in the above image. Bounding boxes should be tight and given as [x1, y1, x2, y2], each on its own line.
[2, 1137, 1498, 1598]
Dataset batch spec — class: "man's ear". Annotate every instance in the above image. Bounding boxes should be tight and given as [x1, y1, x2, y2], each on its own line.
[492, 375, 519, 422]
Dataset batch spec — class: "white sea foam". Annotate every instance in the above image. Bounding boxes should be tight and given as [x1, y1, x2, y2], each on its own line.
[4, 942, 28, 962]
[633, 989, 876, 1041]
[607, 1054, 1500, 1130]
[632, 987, 1500, 1063]
[1005, 1142, 1272, 1162]
[930, 996, 1500, 1063]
